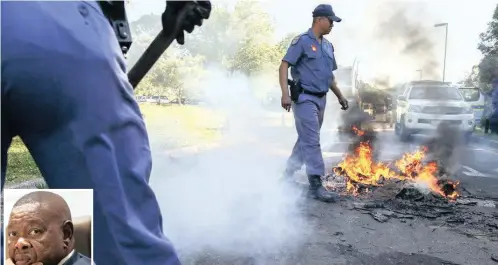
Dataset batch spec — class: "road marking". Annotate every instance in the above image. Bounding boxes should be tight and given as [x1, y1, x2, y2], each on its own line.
[461, 166, 488, 178]
[468, 145, 498, 156]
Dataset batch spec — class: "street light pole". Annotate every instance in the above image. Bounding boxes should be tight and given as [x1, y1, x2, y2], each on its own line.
[434, 23, 448, 82]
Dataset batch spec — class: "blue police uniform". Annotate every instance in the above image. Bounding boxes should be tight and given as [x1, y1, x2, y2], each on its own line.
[283, 28, 338, 176]
[492, 78, 498, 111]
[281, 4, 343, 203]
[490, 78, 498, 133]
[1, 2, 180, 265]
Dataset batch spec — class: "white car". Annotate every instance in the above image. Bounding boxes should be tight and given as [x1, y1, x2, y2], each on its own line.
[458, 86, 486, 125]
[158, 96, 170, 104]
[147, 96, 160, 103]
[395, 82, 475, 142]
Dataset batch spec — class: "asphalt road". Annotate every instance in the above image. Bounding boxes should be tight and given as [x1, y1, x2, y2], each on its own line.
[4, 110, 497, 264]
[148, 120, 498, 265]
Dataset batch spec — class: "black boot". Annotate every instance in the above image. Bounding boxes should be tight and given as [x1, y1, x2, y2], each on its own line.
[307, 175, 339, 203]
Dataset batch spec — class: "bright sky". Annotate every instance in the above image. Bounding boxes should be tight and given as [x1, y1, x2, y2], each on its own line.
[3, 189, 94, 219]
[126, 0, 496, 85]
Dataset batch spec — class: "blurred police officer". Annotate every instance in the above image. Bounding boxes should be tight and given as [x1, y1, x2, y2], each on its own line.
[1, 1, 210, 264]
[278, 4, 348, 202]
[490, 77, 498, 133]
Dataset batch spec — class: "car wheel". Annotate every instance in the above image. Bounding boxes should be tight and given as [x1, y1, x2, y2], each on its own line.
[398, 116, 412, 142]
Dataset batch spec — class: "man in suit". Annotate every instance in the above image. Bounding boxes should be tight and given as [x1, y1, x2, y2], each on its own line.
[5, 191, 91, 265]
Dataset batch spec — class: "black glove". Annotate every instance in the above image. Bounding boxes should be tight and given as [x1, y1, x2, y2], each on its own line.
[339, 98, 349, 110]
[162, 1, 212, 45]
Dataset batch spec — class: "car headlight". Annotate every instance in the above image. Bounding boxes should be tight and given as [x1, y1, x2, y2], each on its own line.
[408, 105, 423, 112]
[463, 106, 474, 114]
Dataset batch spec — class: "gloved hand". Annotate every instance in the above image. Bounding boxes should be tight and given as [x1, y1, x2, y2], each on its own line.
[162, 1, 212, 45]
[339, 97, 349, 110]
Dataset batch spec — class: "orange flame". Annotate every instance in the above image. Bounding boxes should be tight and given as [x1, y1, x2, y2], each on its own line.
[334, 126, 459, 199]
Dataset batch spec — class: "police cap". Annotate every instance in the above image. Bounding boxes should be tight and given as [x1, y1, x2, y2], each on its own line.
[312, 4, 342, 22]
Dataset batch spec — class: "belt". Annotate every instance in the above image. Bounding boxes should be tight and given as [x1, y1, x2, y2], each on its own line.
[302, 90, 327, 98]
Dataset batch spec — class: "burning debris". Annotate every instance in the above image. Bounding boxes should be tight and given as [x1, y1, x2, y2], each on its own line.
[326, 126, 460, 200]
[324, 125, 497, 243]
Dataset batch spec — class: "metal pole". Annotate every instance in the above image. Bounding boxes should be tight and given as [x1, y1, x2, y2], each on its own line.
[443, 24, 448, 82]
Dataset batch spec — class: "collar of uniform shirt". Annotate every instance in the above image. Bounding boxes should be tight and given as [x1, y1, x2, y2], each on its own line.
[58, 250, 75, 265]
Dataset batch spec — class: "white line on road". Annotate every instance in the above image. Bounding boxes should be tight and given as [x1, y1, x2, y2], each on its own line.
[468, 145, 498, 156]
[461, 166, 489, 178]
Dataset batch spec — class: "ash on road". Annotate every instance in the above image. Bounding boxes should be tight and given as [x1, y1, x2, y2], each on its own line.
[179, 194, 496, 265]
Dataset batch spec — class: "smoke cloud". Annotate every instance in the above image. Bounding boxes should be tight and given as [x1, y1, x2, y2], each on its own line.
[375, 2, 440, 80]
[423, 122, 465, 178]
[148, 68, 311, 262]
[347, 0, 443, 86]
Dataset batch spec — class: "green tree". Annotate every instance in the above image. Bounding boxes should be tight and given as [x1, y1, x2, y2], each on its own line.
[477, 4, 498, 83]
[461, 65, 480, 87]
[183, 4, 233, 66]
[477, 56, 498, 85]
[227, 0, 283, 75]
[135, 50, 205, 101]
[128, 13, 204, 100]
[276, 33, 299, 57]
[127, 14, 163, 68]
[127, 0, 303, 100]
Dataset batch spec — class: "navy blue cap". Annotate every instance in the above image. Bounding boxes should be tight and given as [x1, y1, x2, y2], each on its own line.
[312, 4, 342, 22]
[492, 77, 498, 84]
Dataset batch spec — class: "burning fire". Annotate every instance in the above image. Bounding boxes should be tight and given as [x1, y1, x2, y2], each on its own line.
[332, 127, 459, 199]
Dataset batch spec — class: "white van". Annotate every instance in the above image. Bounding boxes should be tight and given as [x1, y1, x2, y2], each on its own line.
[458, 87, 486, 124]
[395, 83, 475, 142]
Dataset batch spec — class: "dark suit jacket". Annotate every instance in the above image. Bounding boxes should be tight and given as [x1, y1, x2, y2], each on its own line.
[62, 251, 92, 265]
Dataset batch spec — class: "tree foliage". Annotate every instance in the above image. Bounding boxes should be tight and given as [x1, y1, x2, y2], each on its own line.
[183, 3, 233, 66]
[477, 4, 498, 84]
[461, 65, 480, 87]
[128, 0, 299, 99]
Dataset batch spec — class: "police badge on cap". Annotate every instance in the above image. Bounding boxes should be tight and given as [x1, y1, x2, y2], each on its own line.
[312, 4, 342, 22]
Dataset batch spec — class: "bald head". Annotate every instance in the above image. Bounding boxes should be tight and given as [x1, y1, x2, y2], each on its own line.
[7, 191, 75, 265]
[12, 191, 72, 221]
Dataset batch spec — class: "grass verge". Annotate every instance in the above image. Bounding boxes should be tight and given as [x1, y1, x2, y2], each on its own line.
[5, 104, 223, 186]
[5, 137, 41, 185]
[140, 104, 224, 147]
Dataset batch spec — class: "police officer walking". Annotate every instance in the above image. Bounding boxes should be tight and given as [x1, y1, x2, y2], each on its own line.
[279, 4, 348, 202]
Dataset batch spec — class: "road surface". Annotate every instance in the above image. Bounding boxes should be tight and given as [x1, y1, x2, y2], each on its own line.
[148, 118, 498, 265]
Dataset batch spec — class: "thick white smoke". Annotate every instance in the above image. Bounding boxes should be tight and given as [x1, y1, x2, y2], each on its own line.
[148, 69, 313, 260]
